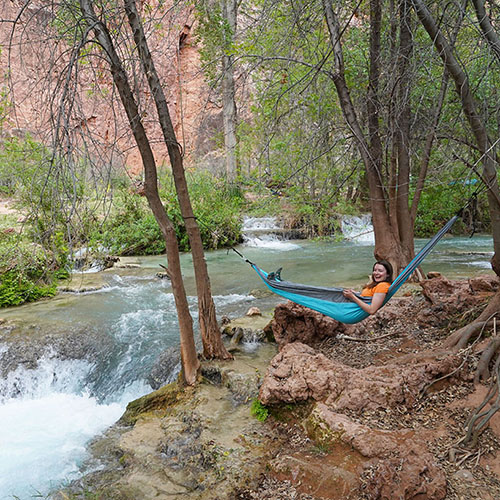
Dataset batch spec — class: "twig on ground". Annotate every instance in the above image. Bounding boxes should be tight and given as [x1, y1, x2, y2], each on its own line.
[337, 331, 400, 342]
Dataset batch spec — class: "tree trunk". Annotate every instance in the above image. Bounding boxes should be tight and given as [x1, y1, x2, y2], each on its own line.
[78, 0, 200, 384]
[472, 0, 500, 64]
[221, 0, 238, 183]
[322, 0, 404, 273]
[394, 0, 414, 265]
[412, 0, 500, 277]
[124, 0, 232, 360]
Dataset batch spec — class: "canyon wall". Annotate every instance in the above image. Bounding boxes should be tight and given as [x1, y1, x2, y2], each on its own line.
[0, 0, 223, 175]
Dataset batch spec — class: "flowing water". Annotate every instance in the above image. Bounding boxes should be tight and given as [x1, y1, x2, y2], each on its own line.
[0, 217, 494, 499]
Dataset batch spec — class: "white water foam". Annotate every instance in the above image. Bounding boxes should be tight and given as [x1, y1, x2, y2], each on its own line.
[470, 260, 493, 268]
[213, 293, 254, 305]
[0, 356, 125, 499]
[341, 215, 375, 244]
[243, 234, 301, 250]
[242, 216, 279, 231]
[242, 216, 301, 251]
[0, 393, 123, 499]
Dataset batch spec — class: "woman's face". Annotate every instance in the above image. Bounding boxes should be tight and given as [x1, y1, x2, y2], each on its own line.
[372, 263, 388, 282]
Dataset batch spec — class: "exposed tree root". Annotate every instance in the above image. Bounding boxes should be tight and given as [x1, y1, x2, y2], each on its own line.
[443, 319, 493, 349]
[449, 353, 500, 460]
[444, 311, 500, 383]
[475, 335, 500, 383]
[419, 352, 469, 398]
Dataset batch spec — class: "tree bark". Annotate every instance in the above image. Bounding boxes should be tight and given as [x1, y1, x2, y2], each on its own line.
[394, 0, 414, 265]
[78, 0, 200, 384]
[221, 0, 238, 183]
[412, 0, 500, 277]
[123, 0, 232, 360]
[472, 0, 500, 64]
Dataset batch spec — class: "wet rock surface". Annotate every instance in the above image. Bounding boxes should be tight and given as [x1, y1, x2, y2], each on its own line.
[0, 320, 113, 378]
[54, 345, 280, 500]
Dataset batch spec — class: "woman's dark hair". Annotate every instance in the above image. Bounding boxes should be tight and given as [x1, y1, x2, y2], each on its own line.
[365, 260, 393, 289]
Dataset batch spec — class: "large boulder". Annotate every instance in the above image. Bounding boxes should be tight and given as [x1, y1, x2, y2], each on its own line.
[270, 302, 345, 349]
[259, 342, 462, 411]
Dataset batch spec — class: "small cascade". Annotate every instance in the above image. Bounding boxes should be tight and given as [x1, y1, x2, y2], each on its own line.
[341, 214, 375, 244]
[241, 216, 300, 250]
[0, 354, 126, 499]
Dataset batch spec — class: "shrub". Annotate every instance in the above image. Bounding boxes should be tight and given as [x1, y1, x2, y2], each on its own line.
[160, 170, 244, 251]
[95, 193, 165, 255]
[96, 171, 244, 255]
[0, 236, 67, 307]
[414, 184, 477, 237]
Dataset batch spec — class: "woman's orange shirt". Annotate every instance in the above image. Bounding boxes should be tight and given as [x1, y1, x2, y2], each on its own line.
[361, 282, 390, 297]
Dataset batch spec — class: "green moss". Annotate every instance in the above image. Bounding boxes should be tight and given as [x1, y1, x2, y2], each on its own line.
[303, 412, 345, 450]
[269, 401, 313, 423]
[119, 382, 185, 426]
[250, 399, 269, 422]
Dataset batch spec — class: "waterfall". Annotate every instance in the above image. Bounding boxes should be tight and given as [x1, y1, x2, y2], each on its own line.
[241, 216, 300, 250]
[341, 214, 375, 244]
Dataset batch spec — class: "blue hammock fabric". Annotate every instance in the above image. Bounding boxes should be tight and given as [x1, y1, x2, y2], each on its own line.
[251, 214, 459, 324]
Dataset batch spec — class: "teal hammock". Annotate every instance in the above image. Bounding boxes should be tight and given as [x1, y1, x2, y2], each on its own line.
[248, 214, 459, 324]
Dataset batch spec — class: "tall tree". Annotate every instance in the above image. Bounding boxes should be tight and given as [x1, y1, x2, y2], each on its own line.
[411, 0, 500, 276]
[221, 0, 238, 182]
[78, 0, 201, 384]
[123, 0, 232, 360]
[195, 0, 238, 182]
[321, 0, 430, 273]
[410, 0, 500, 383]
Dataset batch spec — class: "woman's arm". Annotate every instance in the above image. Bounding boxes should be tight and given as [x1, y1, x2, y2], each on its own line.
[342, 290, 386, 315]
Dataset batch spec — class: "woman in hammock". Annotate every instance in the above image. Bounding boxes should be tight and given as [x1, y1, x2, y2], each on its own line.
[343, 260, 393, 315]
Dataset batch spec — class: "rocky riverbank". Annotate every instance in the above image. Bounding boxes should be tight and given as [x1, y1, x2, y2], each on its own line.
[47, 274, 500, 499]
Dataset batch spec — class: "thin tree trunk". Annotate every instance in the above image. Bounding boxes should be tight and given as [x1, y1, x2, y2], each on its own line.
[124, 0, 232, 360]
[221, 0, 238, 183]
[78, 0, 200, 384]
[410, 1, 465, 220]
[472, 0, 500, 63]
[410, 68, 449, 221]
[412, 0, 500, 276]
[388, 0, 400, 240]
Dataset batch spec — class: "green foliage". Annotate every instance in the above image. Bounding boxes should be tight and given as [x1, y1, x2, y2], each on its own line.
[250, 398, 269, 422]
[0, 135, 46, 196]
[93, 191, 164, 256]
[0, 236, 64, 307]
[194, 1, 235, 88]
[0, 84, 11, 133]
[0, 134, 109, 253]
[95, 171, 244, 255]
[160, 170, 244, 251]
[414, 184, 468, 237]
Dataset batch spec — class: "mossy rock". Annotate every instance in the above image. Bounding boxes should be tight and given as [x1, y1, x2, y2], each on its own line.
[303, 410, 345, 450]
[119, 382, 185, 426]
